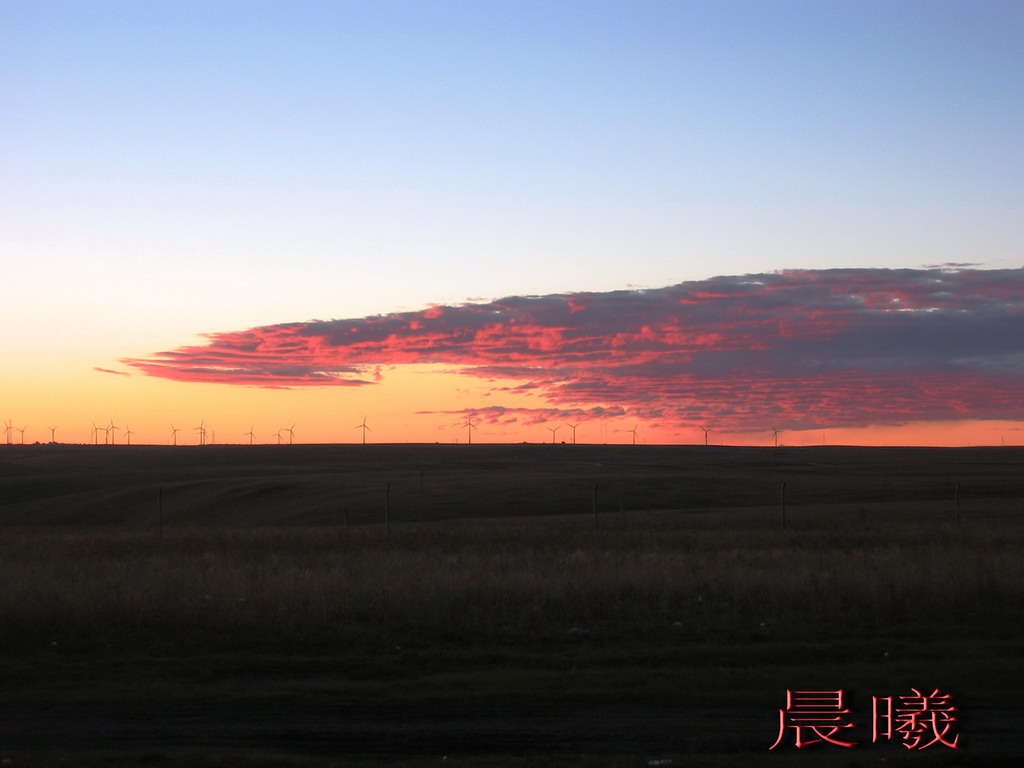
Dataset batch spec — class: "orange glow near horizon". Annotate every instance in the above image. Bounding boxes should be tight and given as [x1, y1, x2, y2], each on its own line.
[2, 365, 1022, 448]
[6, 270, 1022, 448]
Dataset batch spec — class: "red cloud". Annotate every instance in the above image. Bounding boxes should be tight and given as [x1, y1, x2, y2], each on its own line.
[420, 404, 628, 427]
[121, 268, 1024, 430]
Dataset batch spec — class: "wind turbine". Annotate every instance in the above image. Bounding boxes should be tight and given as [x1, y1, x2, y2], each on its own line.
[49, 426, 57, 443]
[195, 421, 207, 447]
[17, 426, 27, 445]
[273, 429, 282, 445]
[546, 426, 559, 444]
[771, 426, 779, 447]
[169, 425, 180, 446]
[245, 426, 256, 445]
[566, 423, 580, 444]
[700, 426, 711, 446]
[629, 424, 639, 445]
[4, 419, 12, 444]
[92, 422, 100, 445]
[463, 418, 477, 445]
[284, 423, 295, 445]
[123, 425, 134, 445]
[107, 419, 119, 445]
[355, 417, 370, 444]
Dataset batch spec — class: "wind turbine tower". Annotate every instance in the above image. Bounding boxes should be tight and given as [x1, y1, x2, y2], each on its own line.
[771, 427, 779, 447]
[546, 426, 559, 444]
[464, 418, 477, 445]
[170, 425, 180, 446]
[285, 423, 295, 445]
[566, 423, 580, 444]
[49, 426, 57, 443]
[124, 425, 134, 445]
[629, 424, 639, 445]
[701, 426, 712, 446]
[245, 426, 256, 446]
[355, 417, 370, 444]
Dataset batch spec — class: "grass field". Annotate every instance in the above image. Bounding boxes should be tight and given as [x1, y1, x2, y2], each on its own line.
[0, 444, 1021, 766]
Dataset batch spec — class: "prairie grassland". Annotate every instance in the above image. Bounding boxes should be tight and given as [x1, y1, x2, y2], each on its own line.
[1, 508, 1020, 652]
[1, 445, 1022, 766]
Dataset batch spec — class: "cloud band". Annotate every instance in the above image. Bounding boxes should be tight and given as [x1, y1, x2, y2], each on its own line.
[122, 267, 1024, 430]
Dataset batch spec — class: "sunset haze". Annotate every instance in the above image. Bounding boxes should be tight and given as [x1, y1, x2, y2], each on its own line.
[3, 1, 1022, 447]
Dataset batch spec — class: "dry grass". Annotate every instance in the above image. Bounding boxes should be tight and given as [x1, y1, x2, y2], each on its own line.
[2, 446, 1022, 764]
[2, 508, 1020, 652]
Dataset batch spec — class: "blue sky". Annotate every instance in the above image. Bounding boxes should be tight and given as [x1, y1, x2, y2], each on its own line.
[2, 1, 1022, 444]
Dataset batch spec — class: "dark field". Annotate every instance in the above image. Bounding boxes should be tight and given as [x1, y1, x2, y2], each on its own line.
[0, 443, 1021, 766]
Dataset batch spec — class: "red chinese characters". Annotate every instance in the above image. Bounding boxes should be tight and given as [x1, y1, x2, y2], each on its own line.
[770, 690, 858, 749]
[873, 688, 960, 750]
[771, 688, 960, 750]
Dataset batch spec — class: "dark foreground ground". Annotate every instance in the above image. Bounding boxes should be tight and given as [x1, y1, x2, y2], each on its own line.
[2, 442, 1022, 527]
[0, 444, 1021, 766]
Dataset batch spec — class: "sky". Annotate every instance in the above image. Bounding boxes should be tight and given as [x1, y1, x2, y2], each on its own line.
[2, 0, 1022, 447]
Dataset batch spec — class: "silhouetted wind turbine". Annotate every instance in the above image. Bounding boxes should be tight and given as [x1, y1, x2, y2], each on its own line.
[123, 425, 134, 445]
[771, 426, 779, 447]
[195, 421, 207, 446]
[3, 419, 11, 445]
[91, 422, 100, 445]
[245, 426, 256, 445]
[284, 423, 295, 445]
[464, 418, 477, 445]
[355, 417, 370, 444]
[700, 426, 711, 446]
[49, 425, 57, 443]
[546, 426, 559, 444]
[107, 419, 119, 445]
[629, 424, 639, 445]
[273, 429, 282, 445]
[17, 426, 26, 444]
[566, 423, 580, 444]
[169, 425, 180, 446]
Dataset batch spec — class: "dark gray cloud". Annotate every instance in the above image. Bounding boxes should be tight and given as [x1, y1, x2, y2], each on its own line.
[123, 267, 1024, 430]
